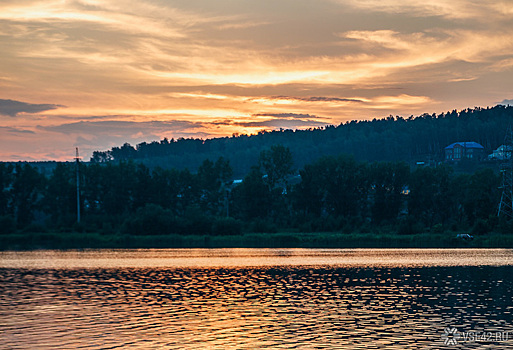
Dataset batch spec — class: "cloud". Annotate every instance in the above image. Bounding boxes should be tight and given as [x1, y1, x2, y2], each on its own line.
[337, 28, 513, 82]
[293, 96, 364, 103]
[234, 119, 328, 129]
[0, 99, 63, 117]
[269, 96, 364, 103]
[499, 99, 513, 106]
[213, 117, 328, 129]
[0, 126, 35, 134]
[1, 0, 513, 161]
[342, 0, 511, 20]
[252, 113, 320, 119]
[40, 120, 203, 136]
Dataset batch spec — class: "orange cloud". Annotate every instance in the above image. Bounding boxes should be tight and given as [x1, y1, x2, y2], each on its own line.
[0, 0, 512, 160]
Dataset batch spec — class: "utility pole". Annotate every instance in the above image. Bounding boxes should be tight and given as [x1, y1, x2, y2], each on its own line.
[75, 147, 81, 223]
[225, 187, 230, 217]
[498, 128, 513, 218]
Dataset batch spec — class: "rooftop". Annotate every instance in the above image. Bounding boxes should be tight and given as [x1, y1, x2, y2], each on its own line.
[444, 142, 484, 150]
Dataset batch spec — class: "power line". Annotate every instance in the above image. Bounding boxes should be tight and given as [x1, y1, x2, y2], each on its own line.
[75, 147, 81, 223]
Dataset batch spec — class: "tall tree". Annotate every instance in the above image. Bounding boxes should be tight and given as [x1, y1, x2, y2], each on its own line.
[370, 162, 410, 223]
[462, 168, 500, 224]
[44, 162, 75, 222]
[197, 157, 233, 215]
[259, 145, 294, 190]
[294, 155, 368, 218]
[0, 163, 13, 216]
[232, 166, 271, 220]
[11, 164, 45, 226]
[408, 165, 454, 227]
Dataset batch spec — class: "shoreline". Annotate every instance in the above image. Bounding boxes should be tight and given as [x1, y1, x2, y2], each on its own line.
[1, 232, 512, 250]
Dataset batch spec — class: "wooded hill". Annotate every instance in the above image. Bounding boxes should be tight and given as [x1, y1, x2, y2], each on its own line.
[2, 105, 513, 242]
[91, 105, 513, 177]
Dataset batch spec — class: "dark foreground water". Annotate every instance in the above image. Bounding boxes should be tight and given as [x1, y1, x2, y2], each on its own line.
[1, 249, 513, 349]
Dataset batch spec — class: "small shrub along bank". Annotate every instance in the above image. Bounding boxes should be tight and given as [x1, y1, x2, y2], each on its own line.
[1, 231, 512, 250]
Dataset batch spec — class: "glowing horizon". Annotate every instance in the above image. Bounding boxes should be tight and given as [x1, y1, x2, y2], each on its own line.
[1, 0, 512, 161]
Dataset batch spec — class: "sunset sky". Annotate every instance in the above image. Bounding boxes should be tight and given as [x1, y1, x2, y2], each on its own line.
[1, 0, 513, 161]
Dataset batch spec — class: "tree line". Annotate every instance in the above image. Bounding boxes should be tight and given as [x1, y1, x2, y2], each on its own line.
[0, 145, 506, 237]
[91, 105, 513, 178]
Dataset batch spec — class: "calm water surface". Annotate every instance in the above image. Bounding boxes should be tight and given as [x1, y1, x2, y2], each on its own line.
[1, 249, 513, 349]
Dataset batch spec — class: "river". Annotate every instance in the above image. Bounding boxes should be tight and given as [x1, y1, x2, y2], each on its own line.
[1, 248, 513, 349]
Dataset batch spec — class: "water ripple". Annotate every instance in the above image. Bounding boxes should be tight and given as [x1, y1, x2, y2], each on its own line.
[1, 250, 513, 349]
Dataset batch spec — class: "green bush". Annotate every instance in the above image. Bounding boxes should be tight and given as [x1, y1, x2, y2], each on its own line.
[432, 223, 444, 234]
[397, 217, 423, 235]
[122, 204, 176, 235]
[21, 223, 47, 233]
[249, 219, 278, 233]
[183, 206, 213, 235]
[471, 219, 491, 235]
[0, 215, 16, 234]
[273, 234, 301, 247]
[212, 217, 243, 236]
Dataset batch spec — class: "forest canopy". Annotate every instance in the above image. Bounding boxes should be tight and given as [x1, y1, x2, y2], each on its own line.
[91, 105, 513, 177]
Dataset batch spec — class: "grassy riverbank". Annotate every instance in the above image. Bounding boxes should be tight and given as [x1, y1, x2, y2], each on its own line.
[1, 231, 513, 250]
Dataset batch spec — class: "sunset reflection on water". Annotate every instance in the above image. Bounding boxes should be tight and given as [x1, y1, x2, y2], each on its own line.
[1, 249, 513, 349]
